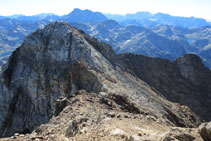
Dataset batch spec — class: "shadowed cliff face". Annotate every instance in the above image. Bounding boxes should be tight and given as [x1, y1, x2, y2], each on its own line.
[0, 22, 206, 137]
[120, 53, 211, 121]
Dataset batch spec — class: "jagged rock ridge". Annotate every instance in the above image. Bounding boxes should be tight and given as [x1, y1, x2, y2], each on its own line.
[120, 53, 211, 121]
[0, 22, 210, 139]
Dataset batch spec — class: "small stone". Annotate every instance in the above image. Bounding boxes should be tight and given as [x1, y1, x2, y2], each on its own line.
[117, 114, 121, 118]
[108, 112, 115, 118]
[10, 136, 16, 139]
[138, 132, 142, 136]
[80, 127, 88, 134]
[150, 116, 157, 121]
[82, 123, 86, 127]
[128, 135, 141, 141]
[143, 133, 149, 136]
[128, 136, 134, 141]
[14, 133, 20, 136]
[31, 136, 44, 140]
[124, 114, 129, 118]
[133, 115, 138, 119]
[146, 115, 150, 119]
[110, 128, 126, 137]
[99, 132, 104, 137]
[20, 134, 25, 137]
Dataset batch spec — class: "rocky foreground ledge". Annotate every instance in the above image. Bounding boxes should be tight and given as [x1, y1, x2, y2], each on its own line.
[0, 91, 208, 141]
[0, 22, 210, 140]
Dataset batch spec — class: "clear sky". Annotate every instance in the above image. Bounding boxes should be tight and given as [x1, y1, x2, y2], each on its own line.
[0, 0, 210, 20]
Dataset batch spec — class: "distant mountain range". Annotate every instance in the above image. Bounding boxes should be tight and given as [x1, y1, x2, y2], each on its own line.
[105, 12, 211, 28]
[3, 8, 210, 27]
[0, 8, 211, 68]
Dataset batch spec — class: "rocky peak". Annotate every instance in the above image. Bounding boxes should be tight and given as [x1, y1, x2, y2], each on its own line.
[175, 54, 211, 89]
[99, 20, 121, 29]
[175, 54, 203, 67]
[0, 21, 116, 137]
[63, 8, 108, 23]
[154, 25, 174, 36]
[125, 25, 146, 34]
[0, 22, 206, 138]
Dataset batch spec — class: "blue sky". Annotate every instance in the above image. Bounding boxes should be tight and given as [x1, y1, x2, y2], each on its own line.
[0, 0, 210, 20]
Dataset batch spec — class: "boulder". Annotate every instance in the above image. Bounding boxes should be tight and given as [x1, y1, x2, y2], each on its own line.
[199, 122, 211, 141]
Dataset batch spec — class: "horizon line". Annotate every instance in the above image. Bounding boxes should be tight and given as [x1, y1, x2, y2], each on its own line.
[0, 8, 210, 22]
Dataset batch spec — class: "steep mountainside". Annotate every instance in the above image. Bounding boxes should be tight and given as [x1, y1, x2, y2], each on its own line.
[120, 53, 211, 121]
[0, 22, 204, 139]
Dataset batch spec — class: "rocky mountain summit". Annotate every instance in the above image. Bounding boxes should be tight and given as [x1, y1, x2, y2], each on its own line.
[62, 8, 108, 23]
[0, 22, 210, 140]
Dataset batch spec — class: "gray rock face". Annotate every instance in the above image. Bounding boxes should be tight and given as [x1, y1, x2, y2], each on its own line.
[175, 54, 211, 89]
[0, 21, 113, 137]
[0, 22, 202, 137]
[120, 53, 211, 121]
